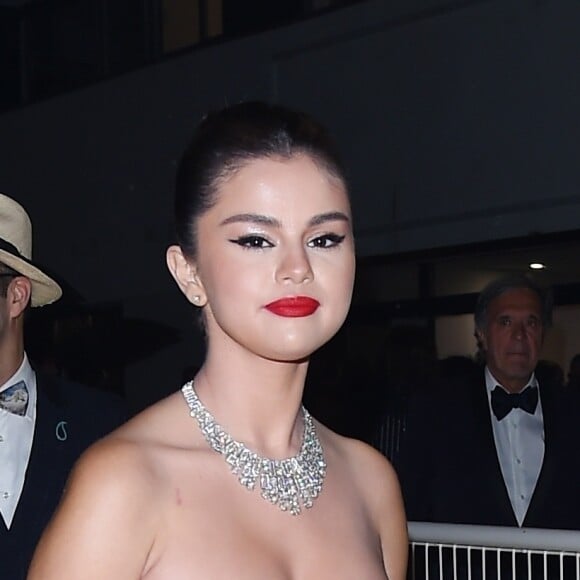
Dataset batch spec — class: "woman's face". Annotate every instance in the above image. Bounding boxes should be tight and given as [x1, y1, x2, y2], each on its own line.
[189, 154, 355, 363]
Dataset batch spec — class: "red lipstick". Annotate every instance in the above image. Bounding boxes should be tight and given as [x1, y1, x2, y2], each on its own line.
[265, 296, 320, 317]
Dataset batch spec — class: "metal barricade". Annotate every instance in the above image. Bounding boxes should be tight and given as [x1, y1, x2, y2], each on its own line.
[408, 522, 580, 580]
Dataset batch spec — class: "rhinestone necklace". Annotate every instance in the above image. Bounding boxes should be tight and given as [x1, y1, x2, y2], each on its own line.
[181, 381, 326, 515]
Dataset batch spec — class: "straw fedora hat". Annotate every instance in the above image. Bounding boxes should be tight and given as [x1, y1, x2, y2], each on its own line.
[0, 193, 62, 307]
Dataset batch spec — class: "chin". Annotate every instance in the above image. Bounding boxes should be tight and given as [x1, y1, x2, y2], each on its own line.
[264, 353, 311, 364]
[505, 369, 534, 382]
[260, 341, 323, 364]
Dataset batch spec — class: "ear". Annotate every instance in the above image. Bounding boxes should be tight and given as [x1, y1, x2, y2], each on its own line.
[7, 276, 32, 318]
[474, 328, 487, 350]
[166, 245, 207, 307]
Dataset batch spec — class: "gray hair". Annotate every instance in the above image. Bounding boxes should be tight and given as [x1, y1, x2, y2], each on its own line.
[474, 274, 553, 332]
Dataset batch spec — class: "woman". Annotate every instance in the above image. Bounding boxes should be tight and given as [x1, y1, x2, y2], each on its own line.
[28, 102, 408, 579]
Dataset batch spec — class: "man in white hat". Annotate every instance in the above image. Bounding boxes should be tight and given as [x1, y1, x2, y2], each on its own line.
[0, 193, 126, 579]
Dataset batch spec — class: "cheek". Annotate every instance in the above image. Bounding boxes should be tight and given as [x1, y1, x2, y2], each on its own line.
[342, 265, 356, 304]
[203, 260, 265, 314]
[330, 263, 355, 327]
[494, 337, 510, 355]
[530, 332, 543, 349]
[321, 259, 355, 304]
[336, 249, 356, 283]
[485, 335, 505, 360]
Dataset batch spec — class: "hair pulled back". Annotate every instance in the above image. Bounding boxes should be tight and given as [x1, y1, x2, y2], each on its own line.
[174, 101, 347, 258]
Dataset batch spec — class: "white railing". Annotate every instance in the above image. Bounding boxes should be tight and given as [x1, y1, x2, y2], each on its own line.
[408, 522, 580, 580]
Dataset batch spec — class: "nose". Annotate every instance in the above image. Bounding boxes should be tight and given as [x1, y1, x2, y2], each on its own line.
[512, 321, 526, 340]
[275, 245, 313, 285]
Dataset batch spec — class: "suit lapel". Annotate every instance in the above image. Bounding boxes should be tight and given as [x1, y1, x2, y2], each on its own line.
[18, 377, 70, 526]
[5, 376, 72, 573]
[470, 373, 518, 525]
[524, 379, 557, 526]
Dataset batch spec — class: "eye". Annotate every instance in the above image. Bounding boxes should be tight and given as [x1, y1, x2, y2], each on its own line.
[527, 317, 540, 328]
[229, 235, 274, 249]
[499, 316, 511, 326]
[307, 233, 346, 249]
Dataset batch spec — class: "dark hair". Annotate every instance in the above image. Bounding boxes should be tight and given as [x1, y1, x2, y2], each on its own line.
[569, 353, 580, 372]
[0, 263, 20, 297]
[174, 101, 348, 258]
[474, 274, 553, 332]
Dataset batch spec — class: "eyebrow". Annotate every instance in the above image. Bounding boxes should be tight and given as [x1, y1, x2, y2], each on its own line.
[220, 211, 350, 228]
[309, 211, 350, 227]
[220, 213, 279, 227]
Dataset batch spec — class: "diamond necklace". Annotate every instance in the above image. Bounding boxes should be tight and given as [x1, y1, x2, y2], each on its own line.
[181, 381, 326, 515]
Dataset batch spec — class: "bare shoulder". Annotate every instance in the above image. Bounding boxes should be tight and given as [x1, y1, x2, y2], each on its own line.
[69, 429, 161, 503]
[28, 393, 188, 579]
[70, 391, 184, 492]
[63, 388, 200, 525]
[318, 422, 401, 495]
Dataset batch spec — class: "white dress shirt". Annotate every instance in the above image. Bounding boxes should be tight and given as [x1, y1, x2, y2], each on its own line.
[485, 367, 544, 526]
[0, 354, 37, 529]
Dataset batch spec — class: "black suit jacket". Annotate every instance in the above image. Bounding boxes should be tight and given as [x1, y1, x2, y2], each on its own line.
[0, 373, 126, 580]
[397, 365, 580, 530]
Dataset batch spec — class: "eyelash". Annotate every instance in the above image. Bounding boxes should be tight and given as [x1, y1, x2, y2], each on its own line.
[229, 235, 274, 249]
[229, 233, 346, 250]
[307, 233, 346, 248]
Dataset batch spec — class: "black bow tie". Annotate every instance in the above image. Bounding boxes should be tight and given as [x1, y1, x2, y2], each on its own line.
[491, 385, 538, 421]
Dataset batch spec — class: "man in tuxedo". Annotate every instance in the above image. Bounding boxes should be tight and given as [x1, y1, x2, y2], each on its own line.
[0, 193, 126, 579]
[397, 274, 580, 577]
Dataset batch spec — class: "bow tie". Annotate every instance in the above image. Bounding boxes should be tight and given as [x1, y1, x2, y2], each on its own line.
[0, 380, 29, 416]
[491, 385, 538, 421]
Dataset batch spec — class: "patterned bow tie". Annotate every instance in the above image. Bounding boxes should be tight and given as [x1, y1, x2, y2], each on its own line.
[491, 385, 538, 421]
[0, 380, 29, 416]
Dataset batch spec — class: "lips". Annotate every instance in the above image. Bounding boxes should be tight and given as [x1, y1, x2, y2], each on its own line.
[265, 296, 320, 317]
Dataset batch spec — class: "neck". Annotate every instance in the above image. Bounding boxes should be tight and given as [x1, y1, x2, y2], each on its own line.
[504, 378, 531, 394]
[0, 323, 25, 386]
[194, 349, 309, 457]
[488, 367, 532, 394]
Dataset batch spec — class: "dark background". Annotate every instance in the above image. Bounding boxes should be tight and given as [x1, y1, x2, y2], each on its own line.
[1, 0, 579, 424]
